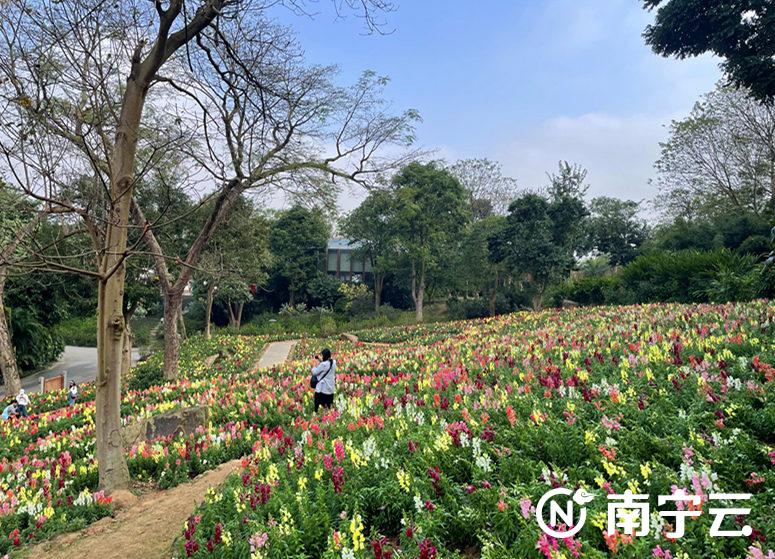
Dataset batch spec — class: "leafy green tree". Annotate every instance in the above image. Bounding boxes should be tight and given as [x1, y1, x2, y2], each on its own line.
[0, 186, 50, 395]
[454, 215, 508, 315]
[643, 1, 775, 101]
[646, 212, 772, 253]
[340, 190, 399, 310]
[585, 197, 648, 266]
[269, 206, 330, 307]
[491, 163, 588, 309]
[391, 162, 470, 321]
[654, 86, 775, 220]
[198, 198, 271, 335]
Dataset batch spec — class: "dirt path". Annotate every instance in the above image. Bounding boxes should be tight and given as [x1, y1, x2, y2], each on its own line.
[27, 459, 241, 559]
[26, 340, 297, 559]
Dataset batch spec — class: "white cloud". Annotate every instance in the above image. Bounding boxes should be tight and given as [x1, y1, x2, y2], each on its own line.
[496, 112, 669, 204]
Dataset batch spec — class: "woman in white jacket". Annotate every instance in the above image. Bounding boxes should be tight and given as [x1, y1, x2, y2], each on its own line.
[311, 348, 336, 412]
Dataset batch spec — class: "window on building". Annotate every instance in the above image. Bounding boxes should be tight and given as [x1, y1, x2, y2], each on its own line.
[339, 250, 351, 273]
[327, 251, 338, 273]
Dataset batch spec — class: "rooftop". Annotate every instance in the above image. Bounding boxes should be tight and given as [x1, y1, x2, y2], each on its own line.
[327, 238, 362, 250]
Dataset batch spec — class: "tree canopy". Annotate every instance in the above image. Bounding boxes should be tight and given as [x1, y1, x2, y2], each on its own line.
[654, 85, 775, 220]
[643, 0, 775, 102]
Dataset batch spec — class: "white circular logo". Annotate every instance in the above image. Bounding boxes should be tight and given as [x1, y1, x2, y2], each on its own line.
[535, 487, 594, 539]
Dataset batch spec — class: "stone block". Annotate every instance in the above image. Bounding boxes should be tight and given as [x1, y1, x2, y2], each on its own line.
[122, 406, 208, 449]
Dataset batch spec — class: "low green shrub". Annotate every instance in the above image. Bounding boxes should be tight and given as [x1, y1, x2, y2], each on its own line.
[55, 315, 160, 348]
[551, 248, 768, 308]
[10, 308, 64, 371]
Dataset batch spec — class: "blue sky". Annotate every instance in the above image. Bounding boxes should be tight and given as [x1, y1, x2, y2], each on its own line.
[270, 0, 722, 211]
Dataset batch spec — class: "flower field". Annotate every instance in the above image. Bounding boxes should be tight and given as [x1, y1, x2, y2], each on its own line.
[0, 303, 772, 558]
[0, 335, 266, 554]
[177, 302, 774, 559]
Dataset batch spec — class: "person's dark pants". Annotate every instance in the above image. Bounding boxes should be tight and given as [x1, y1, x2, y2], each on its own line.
[17, 405, 27, 417]
[314, 392, 334, 412]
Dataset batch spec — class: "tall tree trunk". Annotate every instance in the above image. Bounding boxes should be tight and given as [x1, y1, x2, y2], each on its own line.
[289, 288, 295, 307]
[0, 270, 21, 398]
[489, 269, 499, 317]
[227, 300, 237, 328]
[411, 261, 425, 322]
[374, 272, 383, 311]
[236, 301, 244, 330]
[177, 302, 187, 340]
[95, 2, 226, 491]
[204, 282, 215, 340]
[162, 290, 182, 380]
[95, 73, 153, 492]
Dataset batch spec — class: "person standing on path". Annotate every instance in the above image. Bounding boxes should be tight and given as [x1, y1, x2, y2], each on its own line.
[310, 348, 336, 412]
[15, 389, 29, 417]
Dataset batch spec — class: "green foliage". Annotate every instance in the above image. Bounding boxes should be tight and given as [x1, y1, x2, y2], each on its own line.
[577, 254, 612, 277]
[269, 206, 330, 305]
[447, 295, 512, 319]
[306, 274, 344, 309]
[620, 249, 753, 303]
[584, 196, 647, 265]
[650, 214, 772, 254]
[490, 168, 587, 307]
[696, 255, 760, 303]
[340, 190, 398, 290]
[391, 162, 471, 303]
[548, 275, 629, 307]
[737, 235, 772, 257]
[338, 283, 374, 316]
[55, 315, 158, 348]
[551, 248, 767, 307]
[643, 1, 775, 102]
[450, 215, 507, 300]
[199, 197, 271, 313]
[10, 308, 64, 371]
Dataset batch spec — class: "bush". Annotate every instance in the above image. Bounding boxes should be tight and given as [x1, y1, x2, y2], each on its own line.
[448, 297, 489, 320]
[55, 315, 159, 348]
[54, 315, 98, 346]
[737, 235, 772, 258]
[127, 360, 163, 391]
[696, 256, 760, 303]
[10, 308, 64, 371]
[548, 275, 624, 307]
[550, 248, 765, 308]
[348, 293, 375, 316]
[620, 249, 754, 303]
[447, 295, 513, 319]
[306, 274, 343, 308]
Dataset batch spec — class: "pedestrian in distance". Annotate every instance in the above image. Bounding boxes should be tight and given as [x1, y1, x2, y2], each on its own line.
[15, 389, 29, 418]
[68, 381, 78, 407]
[1, 402, 18, 421]
[310, 348, 336, 412]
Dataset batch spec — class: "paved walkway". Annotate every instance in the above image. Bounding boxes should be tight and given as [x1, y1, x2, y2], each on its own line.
[22, 346, 141, 393]
[254, 339, 297, 369]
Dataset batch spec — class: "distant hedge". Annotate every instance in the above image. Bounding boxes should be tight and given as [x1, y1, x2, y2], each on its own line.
[551, 248, 772, 307]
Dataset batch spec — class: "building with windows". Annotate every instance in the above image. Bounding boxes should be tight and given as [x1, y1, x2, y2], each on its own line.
[325, 238, 372, 282]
